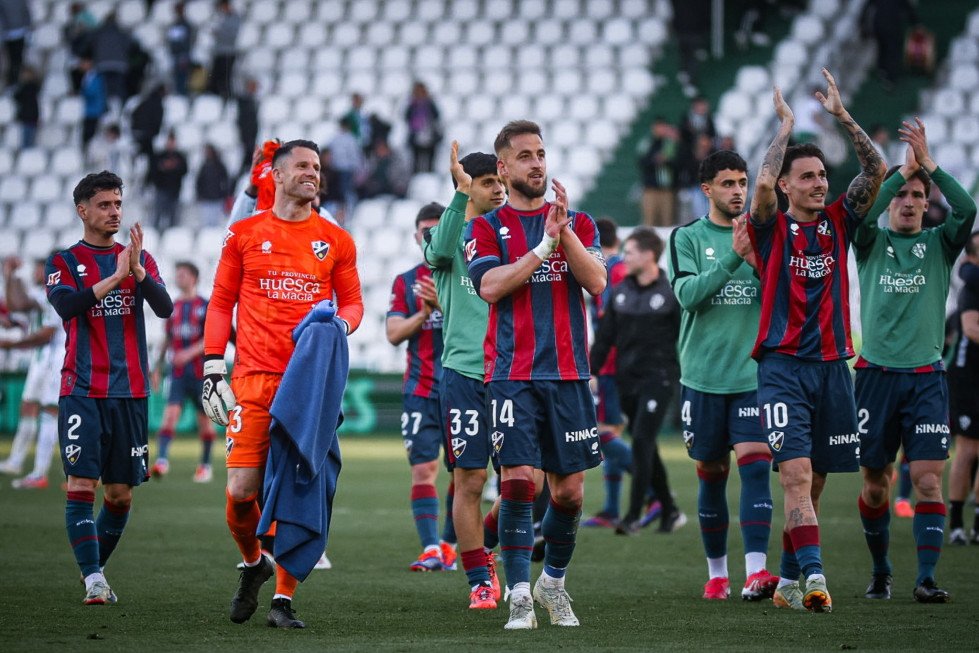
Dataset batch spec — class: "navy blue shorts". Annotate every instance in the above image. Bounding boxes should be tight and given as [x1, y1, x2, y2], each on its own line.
[596, 374, 624, 426]
[401, 393, 444, 466]
[948, 366, 979, 441]
[854, 368, 950, 468]
[680, 385, 766, 462]
[440, 369, 495, 471]
[167, 373, 206, 413]
[756, 355, 859, 474]
[485, 379, 602, 474]
[59, 395, 149, 486]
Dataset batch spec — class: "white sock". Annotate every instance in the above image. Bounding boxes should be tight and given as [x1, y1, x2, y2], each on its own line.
[30, 411, 58, 478]
[509, 581, 531, 599]
[6, 418, 37, 468]
[707, 556, 727, 579]
[745, 552, 766, 577]
[84, 571, 106, 590]
[540, 569, 565, 589]
[806, 573, 825, 584]
[777, 577, 797, 588]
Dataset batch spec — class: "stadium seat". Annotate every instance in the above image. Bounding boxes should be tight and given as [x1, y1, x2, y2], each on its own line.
[449, 0, 479, 21]
[517, 0, 547, 20]
[553, 68, 584, 95]
[0, 229, 22, 258]
[499, 19, 532, 45]
[969, 90, 979, 115]
[534, 20, 565, 46]
[586, 69, 618, 95]
[0, 149, 12, 177]
[585, 43, 616, 69]
[407, 173, 443, 203]
[949, 63, 979, 92]
[636, 17, 668, 49]
[933, 143, 968, 176]
[517, 69, 549, 97]
[810, 0, 841, 20]
[348, 1, 378, 23]
[791, 14, 825, 47]
[366, 21, 396, 47]
[604, 18, 634, 46]
[264, 23, 295, 50]
[968, 11, 979, 38]
[314, 0, 346, 24]
[949, 36, 979, 63]
[388, 199, 425, 229]
[281, 0, 313, 24]
[933, 88, 966, 118]
[160, 226, 196, 259]
[348, 45, 379, 71]
[55, 97, 83, 126]
[620, 68, 655, 98]
[22, 230, 56, 262]
[191, 95, 224, 124]
[952, 116, 979, 144]
[332, 22, 362, 48]
[774, 39, 809, 69]
[17, 150, 48, 177]
[499, 95, 532, 122]
[116, 0, 146, 27]
[395, 20, 427, 48]
[718, 92, 753, 122]
[31, 22, 61, 52]
[484, 0, 513, 21]
[584, 119, 619, 152]
[0, 97, 12, 124]
[44, 202, 76, 231]
[483, 44, 514, 69]
[184, 0, 213, 25]
[30, 175, 62, 205]
[602, 93, 636, 122]
[918, 114, 948, 144]
[735, 65, 771, 95]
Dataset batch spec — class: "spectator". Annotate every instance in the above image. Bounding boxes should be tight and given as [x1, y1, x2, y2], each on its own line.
[12, 65, 40, 149]
[328, 116, 364, 220]
[357, 141, 409, 199]
[343, 92, 372, 154]
[195, 143, 231, 227]
[166, 2, 195, 96]
[0, 0, 31, 89]
[207, 0, 241, 101]
[236, 77, 259, 176]
[405, 81, 442, 174]
[679, 96, 717, 151]
[862, 0, 920, 91]
[130, 83, 165, 163]
[674, 133, 716, 224]
[670, 0, 709, 98]
[369, 113, 392, 152]
[124, 37, 152, 103]
[148, 130, 189, 231]
[63, 2, 97, 94]
[637, 116, 679, 227]
[87, 123, 130, 179]
[791, 86, 827, 145]
[78, 59, 107, 155]
[88, 11, 132, 108]
[319, 148, 345, 222]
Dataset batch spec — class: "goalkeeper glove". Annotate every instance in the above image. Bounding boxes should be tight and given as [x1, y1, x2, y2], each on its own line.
[202, 354, 236, 426]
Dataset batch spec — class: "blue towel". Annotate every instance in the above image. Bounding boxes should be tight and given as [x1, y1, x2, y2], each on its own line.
[257, 318, 347, 581]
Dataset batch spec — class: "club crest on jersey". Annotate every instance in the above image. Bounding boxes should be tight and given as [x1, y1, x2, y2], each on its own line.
[312, 240, 330, 260]
[683, 430, 695, 449]
[226, 437, 235, 458]
[465, 239, 477, 262]
[404, 439, 413, 453]
[451, 437, 466, 458]
[492, 430, 505, 453]
[262, 240, 273, 254]
[817, 220, 832, 236]
[65, 444, 81, 465]
[768, 430, 784, 451]
[912, 243, 927, 259]
[47, 270, 61, 286]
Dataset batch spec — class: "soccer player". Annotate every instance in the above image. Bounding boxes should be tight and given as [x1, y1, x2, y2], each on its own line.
[0, 255, 67, 489]
[387, 202, 458, 572]
[203, 140, 363, 629]
[149, 261, 216, 483]
[582, 217, 635, 529]
[424, 142, 506, 609]
[948, 231, 979, 546]
[46, 171, 174, 604]
[590, 228, 686, 538]
[669, 149, 777, 600]
[745, 70, 886, 613]
[853, 119, 976, 603]
[466, 120, 607, 629]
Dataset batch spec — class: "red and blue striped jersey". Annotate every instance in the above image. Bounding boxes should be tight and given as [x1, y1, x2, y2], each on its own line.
[166, 295, 208, 379]
[387, 263, 443, 398]
[465, 203, 600, 382]
[46, 241, 167, 398]
[592, 253, 626, 376]
[747, 195, 860, 362]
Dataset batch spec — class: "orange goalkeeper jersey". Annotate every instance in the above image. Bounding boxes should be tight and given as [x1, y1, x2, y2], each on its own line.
[204, 208, 364, 377]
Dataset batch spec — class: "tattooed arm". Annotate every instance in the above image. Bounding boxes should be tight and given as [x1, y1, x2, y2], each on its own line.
[750, 86, 794, 224]
[816, 67, 886, 217]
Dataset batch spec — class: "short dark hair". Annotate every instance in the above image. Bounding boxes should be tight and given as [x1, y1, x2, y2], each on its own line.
[272, 139, 320, 168]
[778, 143, 826, 179]
[73, 171, 123, 206]
[454, 152, 498, 188]
[967, 230, 979, 258]
[415, 202, 444, 227]
[595, 217, 619, 248]
[175, 260, 199, 279]
[625, 227, 664, 260]
[883, 164, 932, 197]
[699, 150, 747, 184]
[494, 120, 542, 155]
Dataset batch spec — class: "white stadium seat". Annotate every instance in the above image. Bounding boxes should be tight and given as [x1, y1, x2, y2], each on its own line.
[18, 150, 48, 177]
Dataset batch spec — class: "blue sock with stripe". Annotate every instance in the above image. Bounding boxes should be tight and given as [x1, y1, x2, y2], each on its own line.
[697, 467, 729, 559]
[499, 479, 535, 589]
[779, 530, 800, 582]
[66, 490, 100, 577]
[410, 484, 440, 549]
[96, 499, 130, 568]
[542, 499, 581, 574]
[200, 433, 214, 466]
[738, 455, 773, 556]
[599, 434, 631, 516]
[156, 429, 173, 462]
[484, 510, 500, 551]
[789, 525, 822, 578]
[858, 495, 892, 575]
[441, 481, 457, 544]
[913, 501, 945, 585]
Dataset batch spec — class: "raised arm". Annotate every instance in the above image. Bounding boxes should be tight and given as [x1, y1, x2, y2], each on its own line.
[425, 141, 469, 268]
[750, 87, 793, 224]
[816, 68, 886, 217]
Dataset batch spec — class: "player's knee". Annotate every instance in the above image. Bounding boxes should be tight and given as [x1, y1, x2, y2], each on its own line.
[912, 472, 943, 501]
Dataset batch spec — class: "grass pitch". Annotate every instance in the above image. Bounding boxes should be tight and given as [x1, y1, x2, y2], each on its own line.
[1, 433, 976, 652]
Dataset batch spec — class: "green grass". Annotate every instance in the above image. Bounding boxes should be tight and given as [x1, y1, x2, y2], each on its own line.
[1, 433, 976, 652]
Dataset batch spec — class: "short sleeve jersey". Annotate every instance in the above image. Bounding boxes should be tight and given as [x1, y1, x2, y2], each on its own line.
[465, 203, 601, 382]
[166, 295, 208, 379]
[204, 209, 363, 377]
[747, 195, 860, 362]
[387, 263, 443, 398]
[45, 242, 166, 398]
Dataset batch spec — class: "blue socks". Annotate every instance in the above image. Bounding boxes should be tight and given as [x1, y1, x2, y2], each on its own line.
[599, 434, 632, 516]
[697, 467, 729, 559]
[410, 484, 440, 549]
[499, 479, 535, 589]
[542, 499, 581, 572]
[441, 481, 457, 545]
[780, 530, 800, 581]
[738, 456, 773, 556]
[913, 502, 945, 585]
[66, 490, 100, 577]
[789, 525, 822, 578]
[859, 495, 892, 575]
[96, 499, 131, 568]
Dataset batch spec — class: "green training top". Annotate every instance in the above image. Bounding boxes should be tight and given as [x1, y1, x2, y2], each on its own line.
[854, 166, 977, 368]
[424, 190, 488, 382]
[668, 216, 761, 393]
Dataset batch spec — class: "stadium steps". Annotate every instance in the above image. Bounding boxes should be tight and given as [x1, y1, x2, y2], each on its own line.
[578, 7, 796, 226]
